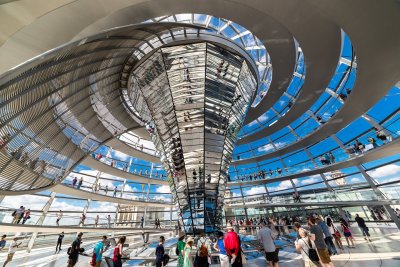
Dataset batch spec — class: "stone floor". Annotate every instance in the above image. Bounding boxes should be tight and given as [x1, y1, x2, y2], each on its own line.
[0, 224, 399, 266]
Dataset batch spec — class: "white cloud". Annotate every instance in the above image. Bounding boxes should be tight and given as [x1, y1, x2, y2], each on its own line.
[368, 164, 400, 179]
[269, 180, 294, 192]
[1, 195, 48, 210]
[111, 150, 130, 161]
[350, 177, 362, 183]
[257, 141, 286, 153]
[300, 175, 321, 185]
[156, 185, 171, 194]
[244, 186, 266, 196]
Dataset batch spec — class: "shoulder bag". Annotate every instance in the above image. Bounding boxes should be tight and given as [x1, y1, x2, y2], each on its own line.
[300, 238, 319, 262]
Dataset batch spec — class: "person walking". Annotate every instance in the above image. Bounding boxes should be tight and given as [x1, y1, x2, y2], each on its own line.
[214, 231, 229, 267]
[72, 177, 77, 188]
[355, 214, 371, 241]
[77, 177, 83, 189]
[196, 233, 211, 267]
[55, 232, 64, 252]
[21, 209, 31, 224]
[68, 232, 84, 267]
[155, 236, 165, 267]
[257, 222, 279, 267]
[56, 210, 63, 226]
[0, 235, 6, 252]
[308, 216, 334, 267]
[316, 217, 337, 255]
[183, 236, 194, 267]
[107, 215, 112, 228]
[140, 216, 144, 228]
[295, 228, 318, 267]
[177, 233, 186, 267]
[113, 187, 117, 197]
[340, 218, 355, 248]
[95, 215, 99, 227]
[2, 237, 21, 267]
[80, 213, 86, 226]
[224, 225, 242, 267]
[326, 217, 344, 251]
[92, 236, 108, 267]
[113, 236, 126, 267]
[12, 206, 24, 224]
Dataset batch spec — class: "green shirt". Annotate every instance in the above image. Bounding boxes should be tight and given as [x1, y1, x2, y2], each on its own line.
[178, 240, 186, 257]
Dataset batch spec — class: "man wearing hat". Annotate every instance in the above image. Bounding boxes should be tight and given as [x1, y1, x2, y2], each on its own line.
[224, 224, 242, 266]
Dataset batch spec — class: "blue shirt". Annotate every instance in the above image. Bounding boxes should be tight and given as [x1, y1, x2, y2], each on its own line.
[318, 221, 331, 238]
[217, 239, 227, 255]
[0, 240, 5, 249]
[93, 241, 104, 262]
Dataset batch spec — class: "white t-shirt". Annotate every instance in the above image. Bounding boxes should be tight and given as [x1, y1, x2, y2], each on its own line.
[298, 237, 316, 261]
[257, 227, 276, 252]
[8, 241, 18, 254]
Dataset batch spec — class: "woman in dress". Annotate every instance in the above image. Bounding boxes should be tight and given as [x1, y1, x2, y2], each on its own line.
[177, 233, 186, 267]
[183, 236, 194, 267]
[113, 236, 126, 267]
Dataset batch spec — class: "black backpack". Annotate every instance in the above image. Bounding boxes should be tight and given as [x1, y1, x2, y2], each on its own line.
[175, 245, 179, 255]
[164, 254, 170, 265]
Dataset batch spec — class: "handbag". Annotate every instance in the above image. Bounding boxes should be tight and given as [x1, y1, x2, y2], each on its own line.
[300, 238, 319, 262]
[333, 225, 341, 238]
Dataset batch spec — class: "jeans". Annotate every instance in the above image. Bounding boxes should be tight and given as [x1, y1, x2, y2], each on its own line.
[360, 226, 370, 237]
[324, 236, 337, 255]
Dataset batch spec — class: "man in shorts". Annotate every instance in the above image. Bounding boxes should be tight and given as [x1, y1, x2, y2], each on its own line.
[308, 216, 335, 267]
[257, 222, 279, 267]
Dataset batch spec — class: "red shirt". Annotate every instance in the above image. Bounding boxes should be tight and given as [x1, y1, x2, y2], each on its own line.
[224, 231, 240, 256]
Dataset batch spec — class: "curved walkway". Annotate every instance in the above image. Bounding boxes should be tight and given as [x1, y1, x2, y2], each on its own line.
[0, 223, 174, 234]
[228, 135, 400, 187]
[80, 156, 168, 185]
[226, 199, 400, 209]
[106, 138, 160, 163]
[51, 184, 172, 207]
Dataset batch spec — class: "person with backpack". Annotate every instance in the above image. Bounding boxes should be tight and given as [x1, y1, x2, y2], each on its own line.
[196, 233, 211, 267]
[214, 231, 229, 267]
[339, 218, 355, 248]
[12, 206, 24, 224]
[295, 228, 318, 267]
[355, 214, 371, 241]
[177, 233, 186, 267]
[67, 232, 84, 267]
[155, 236, 165, 267]
[91, 235, 108, 267]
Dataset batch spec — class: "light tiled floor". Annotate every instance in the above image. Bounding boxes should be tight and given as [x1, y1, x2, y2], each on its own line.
[1, 225, 399, 266]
